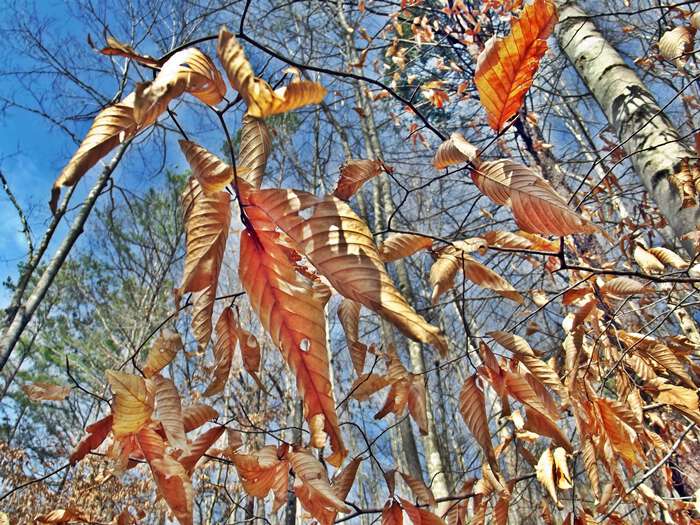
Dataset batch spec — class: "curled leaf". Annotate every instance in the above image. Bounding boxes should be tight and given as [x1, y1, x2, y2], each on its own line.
[333, 159, 386, 200]
[433, 132, 479, 169]
[379, 233, 433, 262]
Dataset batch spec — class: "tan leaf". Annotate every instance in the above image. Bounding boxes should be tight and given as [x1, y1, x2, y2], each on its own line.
[245, 188, 448, 355]
[407, 375, 429, 435]
[399, 497, 446, 525]
[474, 0, 557, 130]
[600, 277, 652, 297]
[22, 382, 71, 401]
[472, 160, 595, 236]
[382, 500, 404, 525]
[290, 448, 351, 519]
[51, 93, 137, 212]
[179, 425, 226, 473]
[182, 403, 218, 432]
[203, 308, 239, 397]
[399, 471, 436, 507]
[179, 140, 248, 195]
[153, 375, 189, 452]
[70, 415, 113, 465]
[217, 28, 325, 117]
[98, 35, 159, 66]
[143, 329, 183, 378]
[378, 233, 433, 262]
[237, 325, 263, 382]
[639, 343, 694, 387]
[433, 132, 479, 169]
[535, 448, 558, 504]
[231, 445, 290, 504]
[522, 407, 573, 453]
[581, 436, 599, 498]
[239, 201, 346, 465]
[595, 398, 643, 467]
[334, 159, 386, 200]
[647, 247, 688, 269]
[482, 230, 535, 250]
[176, 178, 230, 348]
[459, 375, 497, 468]
[337, 299, 368, 375]
[35, 509, 90, 524]
[633, 245, 664, 273]
[106, 370, 154, 437]
[659, 26, 695, 68]
[350, 373, 391, 401]
[503, 371, 556, 420]
[332, 456, 362, 501]
[237, 114, 272, 188]
[649, 379, 699, 411]
[134, 48, 225, 126]
[552, 447, 572, 489]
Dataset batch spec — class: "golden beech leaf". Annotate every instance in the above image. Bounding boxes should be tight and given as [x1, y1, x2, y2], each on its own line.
[51, 93, 137, 212]
[176, 178, 230, 349]
[232, 445, 290, 509]
[399, 497, 446, 525]
[332, 457, 362, 501]
[203, 307, 239, 397]
[238, 114, 272, 189]
[503, 371, 557, 420]
[106, 370, 154, 437]
[22, 382, 71, 401]
[136, 428, 194, 525]
[472, 160, 595, 236]
[647, 247, 688, 269]
[290, 448, 352, 520]
[133, 48, 226, 127]
[430, 248, 522, 305]
[594, 398, 643, 467]
[237, 325, 263, 382]
[179, 140, 250, 195]
[153, 374, 189, 453]
[143, 329, 183, 378]
[633, 244, 664, 273]
[182, 403, 218, 432]
[599, 277, 652, 297]
[552, 447, 572, 490]
[648, 378, 699, 411]
[482, 230, 535, 250]
[432, 132, 479, 169]
[337, 299, 368, 376]
[333, 159, 386, 200]
[382, 500, 404, 525]
[399, 471, 436, 507]
[217, 28, 325, 117]
[522, 407, 573, 453]
[474, 0, 557, 130]
[379, 233, 433, 262]
[350, 372, 391, 400]
[245, 188, 448, 355]
[459, 375, 497, 469]
[535, 448, 558, 505]
[659, 26, 695, 68]
[35, 509, 90, 524]
[70, 415, 113, 465]
[581, 437, 600, 498]
[98, 35, 159, 66]
[239, 200, 346, 465]
[179, 425, 226, 473]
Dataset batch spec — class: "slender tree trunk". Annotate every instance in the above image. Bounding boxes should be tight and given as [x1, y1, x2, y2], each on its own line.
[556, 0, 700, 255]
[0, 141, 131, 373]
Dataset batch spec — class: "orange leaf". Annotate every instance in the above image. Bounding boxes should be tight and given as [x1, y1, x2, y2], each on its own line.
[337, 299, 368, 376]
[35, 509, 89, 524]
[153, 374, 189, 453]
[399, 471, 436, 507]
[142, 329, 183, 378]
[382, 500, 404, 525]
[333, 159, 386, 200]
[182, 403, 218, 432]
[70, 415, 113, 465]
[398, 497, 446, 525]
[106, 370, 154, 437]
[231, 445, 290, 509]
[203, 307, 239, 397]
[474, 0, 557, 130]
[179, 425, 225, 473]
[379, 233, 433, 262]
[459, 375, 497, 468]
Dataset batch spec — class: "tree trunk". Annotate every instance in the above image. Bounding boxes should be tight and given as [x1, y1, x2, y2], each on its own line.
[556, 0, 700, 255]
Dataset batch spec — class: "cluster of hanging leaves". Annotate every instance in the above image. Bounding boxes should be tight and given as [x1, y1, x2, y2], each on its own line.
[34, 1, 700, 524]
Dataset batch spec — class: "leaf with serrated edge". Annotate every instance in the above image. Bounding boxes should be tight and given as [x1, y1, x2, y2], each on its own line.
[379, 233, 433, 262]
[459, 375, 497, 468]
[334, 159, 385, 200]
[433, 132, 479, 169]
[182, 404, 218, 433]
[106, 370, 153, 437]
[203, 308, 239, 397]
[153, 374, 189, 453]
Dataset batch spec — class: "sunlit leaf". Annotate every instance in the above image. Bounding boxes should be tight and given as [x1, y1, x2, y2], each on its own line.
[333, 159, 386, 200]
[203, 307, 239, 397]
[153, 374, 189, 453]
[106, 370, 154, 437]
[143, 329, 183, 378]
[22, 382, 71, 401]
[379, 233, 433, 262]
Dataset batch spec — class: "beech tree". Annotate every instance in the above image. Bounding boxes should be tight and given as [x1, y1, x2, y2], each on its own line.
[2, 1, 700, 524]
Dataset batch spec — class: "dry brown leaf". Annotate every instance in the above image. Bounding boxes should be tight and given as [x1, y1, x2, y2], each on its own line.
[70, 415, 113, 465]
[290, 448, 351, 518]
[407, 375, 429, 435]
[35, 509, 90, 524]
[432, 132, 479, 169]
[22, 382, 71, 401]
[659, 26, 695, 68]
[647, 247, 688, 269]
[237, 114, 272, 188]
[237, 325, 263, 384]
[535, 448, 558, 504]
[482, 230, 535, 250]
[203, 307, 239, 397]
[337, 299, 368, 375]
[350, 373, 391, 400]
[552, 447, 572, 489]
[143, 329, 183, 378]
[106, 370, 154, 437]
[334, 159, 386, 200]
[179, 425, 225, 473]
[98, 35, 159, 66]
[379, 233, 433, 262]
[245, 188, 448, 355]
[240, 198, 346, 465]
[232, 445, 290, 507]
[153, 374, 189, 453]
[472, 160, 595, 236]
[382, 500, 404, 525]
[399, 471, 436, 507]
[182, 403, 218, 432]
[600, 277, 652, 297]
[522, 407, 573, 453]
[179, 140, 251, 195]
[176, 178, 230, 349]
[633, 244, 664, 273]
[134, 48, 225, 127]
[474, 0, 558, 130]
[399, 497, 446, 525]
[51, 93, 137, 212]
[459, 375, 497, 469]
[493, 494, 510, 525]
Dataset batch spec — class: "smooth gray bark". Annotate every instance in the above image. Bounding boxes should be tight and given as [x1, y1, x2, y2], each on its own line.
[556, 1, 700, 254]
